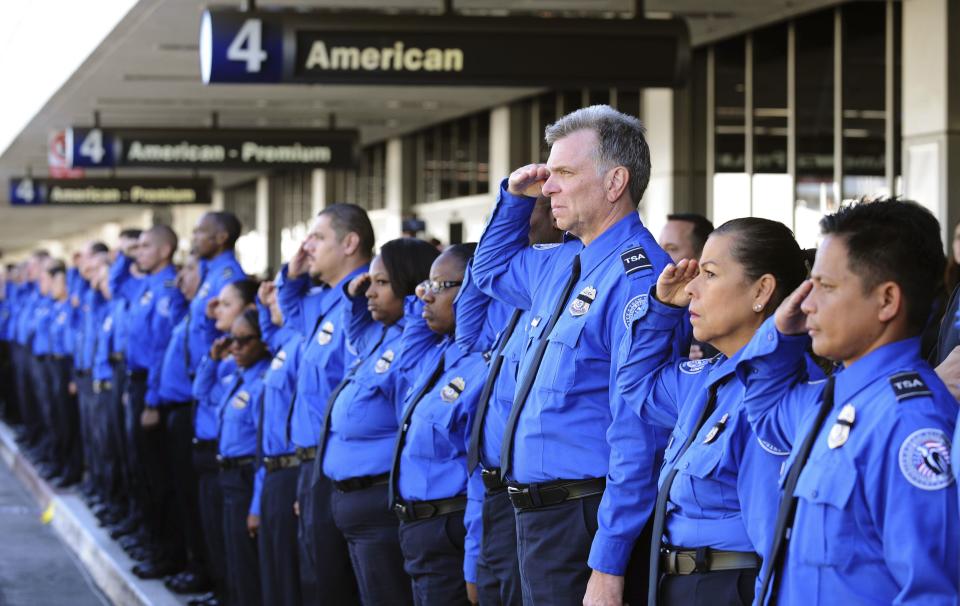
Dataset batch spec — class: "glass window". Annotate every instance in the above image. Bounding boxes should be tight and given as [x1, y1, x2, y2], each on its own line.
[407, 112, 490, 203]
[795, 9, 836, 245]
[841, 1, 887, 200]
[223, 181, 258, 235]
[714, 37, 746, 173]
[753, 24, 788, 175]
[358, 143, 386, 211]
[616, 89, 641, 119]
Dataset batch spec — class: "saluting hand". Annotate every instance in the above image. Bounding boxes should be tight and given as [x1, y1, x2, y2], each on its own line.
[507, 163, 550, 197]
[205, 296, 219, 320]
[774, 279, 812, 335]
[287, 243, 310, 279]
[347, 272, 371, 298]
[258, 280, 276, 307]
[655, 258, 698, 308]
[210, 336, 231, 361]
[935, 345, 960, 402]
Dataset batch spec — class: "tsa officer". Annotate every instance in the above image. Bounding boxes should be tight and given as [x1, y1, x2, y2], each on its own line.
[617, 219, 814, 605]
[276, 203, 371, 604]
[199, 310, 272, 606]
[459, 194, 562, 606]
[251, 279, 306, 606]
[390, 243, 489, 605]
[317, 238, 438, 605]
[738, 200, 959, 605]
[470, 105, 676, 605]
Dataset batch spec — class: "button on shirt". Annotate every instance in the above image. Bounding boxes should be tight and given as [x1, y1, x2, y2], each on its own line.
[322, 290, 405, 481]
[278, 265, 367, 449]
[738, 319, 959, 605]
[470, 181, 675, 575]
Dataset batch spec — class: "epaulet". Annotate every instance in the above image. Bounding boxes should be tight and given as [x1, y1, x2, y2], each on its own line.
[888, 371, 932, 402]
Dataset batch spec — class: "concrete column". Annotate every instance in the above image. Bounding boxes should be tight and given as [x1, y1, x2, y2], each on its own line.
[901, 0, 960, 242]
[310, 169, 326, 215]
[379, 137, 404, 244]
[489, 105, 512, 193]
[641, 89, 675, 238]
[211, 188, 225, 211]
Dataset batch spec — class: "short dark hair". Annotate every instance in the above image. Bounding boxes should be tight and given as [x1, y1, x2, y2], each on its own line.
[33, 249, 50, 259]
[545, 105, 651, 206]
[443, 242, 478, 272]
[90, 242, 109, 255]
[120, 228, 143, 240]
[209, 212, 242, 248]
[320, 203, 375, 260]
[46, 259, 67, 276]
[712, 217, 807, 316]
[819, 199, 945, 334]
[379, 238, 440, 298]
[667, 213, 715, 257]
[147, 225, 179, 259]
[227, 278, 258, 307]
[238, 308, 262, 338]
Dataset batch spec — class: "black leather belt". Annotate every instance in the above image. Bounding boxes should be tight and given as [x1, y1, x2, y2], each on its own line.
[393, 495, 467, 522]
[192, 438, 217, 453]
[295, 447, 317, 462]
[481, 468, 506, 494]
[660, 547, 760, 575]
[263, 454, 301, 473]
[127, 368, 148, 381]
[109, 352, 125, 363]
[507, 477, 606, 510]
[162, 401, 192, 411]
[217, 455, 255, 470]
[334, 472, 389, 493]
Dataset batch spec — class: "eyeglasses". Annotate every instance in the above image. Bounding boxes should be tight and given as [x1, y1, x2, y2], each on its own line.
[228, 334, 258, 347]
[419, 279, 463, 295]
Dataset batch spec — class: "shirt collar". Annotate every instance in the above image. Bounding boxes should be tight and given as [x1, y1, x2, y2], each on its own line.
[834, 337, 923, 404]
[578, 212, 644, 277]
[207, 250, 237, 272]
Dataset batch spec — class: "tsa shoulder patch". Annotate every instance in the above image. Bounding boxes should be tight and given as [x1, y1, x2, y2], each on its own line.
[222, 267, 234, 280]
[898, 428, 953, 490]
[756, 437, 790, 456]
[889, 371, 932, 402]
[533, 243, 561, 251]
[622, 294, 649, 328]
[621, 246, 653, 276]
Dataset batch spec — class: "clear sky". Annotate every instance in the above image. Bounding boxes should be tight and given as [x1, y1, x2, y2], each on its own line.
[0, 0, 138, 157]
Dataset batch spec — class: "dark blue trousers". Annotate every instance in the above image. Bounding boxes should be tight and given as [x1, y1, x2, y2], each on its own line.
[75, 374, 97, 489]
[477, 489, 522, 606]
[122, 375, 149, 524]
[398, 512, 470, 606]
[515, 493, 601, 606]
[221, 464, 262, 606]
[331, 482, 413, 606]
[258, 465, 302, 606]
[49, 358, 81, 482]
[659, 568, 757, 606]
[296, 462, 359, 605]
[29, 355, 55, 462]
[194, 443, 226, 599]
[11, 345, 39, 443]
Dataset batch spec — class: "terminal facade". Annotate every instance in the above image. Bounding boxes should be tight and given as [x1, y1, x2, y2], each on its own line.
[1, 0, 957, 273]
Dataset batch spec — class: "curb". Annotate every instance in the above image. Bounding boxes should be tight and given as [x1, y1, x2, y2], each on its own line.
[0, 422, 183, 606]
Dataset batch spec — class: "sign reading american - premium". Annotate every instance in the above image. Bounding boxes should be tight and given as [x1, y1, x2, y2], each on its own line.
[64, 127, 359, 170]
[200, 9, 689, 88]
[9, 178, 212, 206]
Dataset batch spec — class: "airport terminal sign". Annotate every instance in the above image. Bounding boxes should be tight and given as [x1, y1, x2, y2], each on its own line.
[9, 178, 213, 206]
[64, 128, 359, 170]
[200, 9, 689, 87]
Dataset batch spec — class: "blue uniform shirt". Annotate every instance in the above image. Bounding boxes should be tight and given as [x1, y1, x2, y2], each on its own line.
[92, 301, 119, 381]
[30, 296, 54, 355]
[321, 289, 405, 481]
[738, 318, 959, 605]
[471, 181, 675, 575]
[49, 299, 74, 357]
[396, 297, 487, 582]
[187, 251, 245, 375]
[159, 318, 193, 404]
[193, 354, 238, 442]
[78, 287, 107, 372]
[618, 293, 825, 589]
[14, 283, 37, 346]
[280, 265, 367, 449]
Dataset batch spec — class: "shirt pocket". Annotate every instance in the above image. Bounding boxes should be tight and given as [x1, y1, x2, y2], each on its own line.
[539, 319, 586, 393]
[682, 442, 738, 513]
[793, 454, 858, 568]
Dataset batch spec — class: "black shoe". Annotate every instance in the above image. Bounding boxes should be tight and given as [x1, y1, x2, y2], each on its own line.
[108, 520, 138, 539]
[118, 532, 147, 550]
[132, 560, 181, 580]
[165, 571, 212, 595]
[187, 592, 220, 606]
[54, 474, 81, 489]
